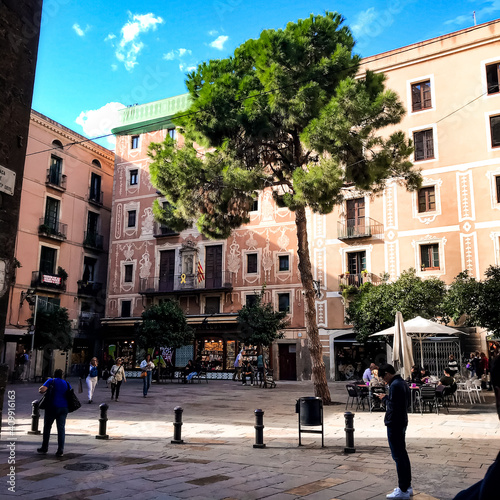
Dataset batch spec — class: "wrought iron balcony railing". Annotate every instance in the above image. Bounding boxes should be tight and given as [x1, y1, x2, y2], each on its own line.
[77, 281, 103, 297]
[38, 217, 67, 240]
[337, 217, 384, 240]
[79, 312, 102, 330]
[46, 169, 67, 190]
[88, 189, 104, 206]
[140, 270, 234, 294]
[338, 272, 382, 288]
[83, 231, 104, 250]
[31, 271, 66, 291]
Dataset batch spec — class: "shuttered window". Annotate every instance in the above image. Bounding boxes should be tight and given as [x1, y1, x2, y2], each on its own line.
[420, 244, 440, 270]
[496, 177, 500, 203]
[414, 129, 434, 161]
[486, 63, 500, 95]
[490, 115, 500, 148]
[418, 187, 436, 213]
[411, 80, 432, 111]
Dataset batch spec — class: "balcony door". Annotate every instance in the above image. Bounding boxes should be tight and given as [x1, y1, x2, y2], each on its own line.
[347, 251, 366, 285]
[49, 156, 62, 185]
[159, 250, 175, 292]
[346, 198, 365, 236]
[40, 246, 56, 275]
[90, 173, 102, 202]
[205, 245, 222, 289]
[45, 197, 60, 231]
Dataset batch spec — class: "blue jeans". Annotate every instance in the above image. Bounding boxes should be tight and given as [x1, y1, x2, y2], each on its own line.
[387, 426, 411, 492]
[143, 371, 152, 395]
[42, 407, 69, 452]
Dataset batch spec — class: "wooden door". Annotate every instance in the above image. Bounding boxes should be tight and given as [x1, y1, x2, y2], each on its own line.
[205, 245, 222, 289]
[346, 198, 365, 235]
[159, 250, 175, 292]
[279, 344, 297, 380]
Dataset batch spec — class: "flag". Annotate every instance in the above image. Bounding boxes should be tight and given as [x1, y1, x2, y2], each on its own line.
[197, 261, 204, 283]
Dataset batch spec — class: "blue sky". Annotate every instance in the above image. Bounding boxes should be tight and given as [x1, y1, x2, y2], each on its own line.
[32, 0, 500, 149]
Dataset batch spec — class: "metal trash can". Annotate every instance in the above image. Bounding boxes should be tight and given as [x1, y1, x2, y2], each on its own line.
[295, 397, 324, 446]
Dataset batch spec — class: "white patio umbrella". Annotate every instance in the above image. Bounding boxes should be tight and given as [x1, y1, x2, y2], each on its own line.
[392, 312, 414, 380]
[371, 315, 464, 368]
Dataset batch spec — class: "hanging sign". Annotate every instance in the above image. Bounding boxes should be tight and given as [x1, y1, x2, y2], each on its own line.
[0, 165, 16, 196]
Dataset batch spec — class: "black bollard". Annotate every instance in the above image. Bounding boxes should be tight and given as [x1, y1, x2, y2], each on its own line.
[27, 400, 41, 435]
[95, 403, 109, 440]
[344, 411, 355, 453]
[253, 409, 266, 448]
[171, 406, 184, 444]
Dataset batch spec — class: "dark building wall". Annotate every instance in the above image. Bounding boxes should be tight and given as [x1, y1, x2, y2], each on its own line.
[0, 1, 43, 345]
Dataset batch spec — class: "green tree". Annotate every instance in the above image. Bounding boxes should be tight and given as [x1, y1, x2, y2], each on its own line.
[238, 287, 289, 347]
[346, 269, 446, 342]
[34, 307, 72, 351]
[138, 300, 194, 350]
[471, 266, 500, 337]
[441, 270, 481, 326]
[148, 13, 419, 403]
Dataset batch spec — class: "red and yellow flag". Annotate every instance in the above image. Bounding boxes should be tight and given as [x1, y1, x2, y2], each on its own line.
[197, 261, 204, 283]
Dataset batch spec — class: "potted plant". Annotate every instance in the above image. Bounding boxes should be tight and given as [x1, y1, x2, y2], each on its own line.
[361, 269, 368, 277]
[57, 266, 68, 281]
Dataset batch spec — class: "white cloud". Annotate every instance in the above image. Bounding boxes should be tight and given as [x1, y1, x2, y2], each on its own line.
[75, 102, 125, 149]
[73, 23, 90, 37]
[445, 1, 500, 25]
[115, 13, 164, 71]
[163, 50, 175, 60]
[104, 33, 116, 42]
[351, 8, 379, 38]
[178, 48, 191, 57]
[163, 48, 192, 60]
[208, 29, 218, 36]
[179, 63, 185, 72]
[186, 66, 196, 72]
[210, 35, 228, 50]
[111, 64, 118, 71]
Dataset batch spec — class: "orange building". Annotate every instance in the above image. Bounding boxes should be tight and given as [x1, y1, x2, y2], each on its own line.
[4, 111, 114, 379]
[104, 20, 500, 380]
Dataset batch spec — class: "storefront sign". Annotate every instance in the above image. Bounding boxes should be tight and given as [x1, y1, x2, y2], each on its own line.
[0, 165, 16, 196]
[41, 274, 61, 285]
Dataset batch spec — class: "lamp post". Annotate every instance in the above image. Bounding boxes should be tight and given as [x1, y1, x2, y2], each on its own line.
[26, 293, 38, 382]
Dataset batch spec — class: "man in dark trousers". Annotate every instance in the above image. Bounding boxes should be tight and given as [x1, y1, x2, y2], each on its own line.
[377, 364, 413, 499]
[453, 358, 500, 499]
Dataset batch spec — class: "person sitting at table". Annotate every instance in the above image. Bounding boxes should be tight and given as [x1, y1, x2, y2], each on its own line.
[241, 360, 255, 386]
[369, 368, 384, 387]
[363, 363, 377, 384]
[183, 360, 195, 383]
[420, 366, 431, 384]
[408, 365, 423, 385]
[438, 367, 455, 386]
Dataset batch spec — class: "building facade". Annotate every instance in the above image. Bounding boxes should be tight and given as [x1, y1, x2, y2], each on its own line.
[104, 20, 500, 380]
[4, 111, 114, 379]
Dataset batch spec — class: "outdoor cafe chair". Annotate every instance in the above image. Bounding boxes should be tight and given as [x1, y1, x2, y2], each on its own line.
[356, 384, 369, 411]
[417, 385, 439, 415]
[471, 379, 485, 403]
[346, 384, 362, 411]
[456, 380, 477, 404]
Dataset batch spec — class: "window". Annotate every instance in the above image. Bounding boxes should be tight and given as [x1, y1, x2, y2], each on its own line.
[251, 199, 258, 212]
[131, 135, 139, 149]
[246, 294, 258, 307]
[420, 244, 440, 270]
[490, 115, 500, 148]
[486, 62, 500, 95]
[44, 197, 60, 231]
[40, 246, 56, 275]
[89, 173, 102, 203]
[411, 80, 432, 112]
[121, 300, 132, 317]
[124, 264, 133, 283]
[247, 253, 258, 274]
[82, 257, 97, 282]
[413, 129, 434, 161]
[278, 293, 290, 313]
[278, 255, 289, 272]
[48, 156, 62, 185]
[205, 297, 220, 314]
[127, 210, 136, 228]
[496, 176, 500, 203]
[347, 251, 366, 275]
[167, 128, 177, 140]
[129, 169, 138, 185]
[92, 159, 101, 168]
[418, 187, 436, 213]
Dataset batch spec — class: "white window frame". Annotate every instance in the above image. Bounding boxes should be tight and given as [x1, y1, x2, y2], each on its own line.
[120, 260, 137, 290]
[274, 290, 292, 315]
[413, 237, 446, 278]
[38, 242, 59, 274]
[276, 252, 291, 273]
[486, 168, 500, 210]
[123, 201, 140, 236]
[407, 74, 436, 115]
[412, 177, 442, 224]
[119, 298, 133, 317]
[339, 244, 373, 275]
[481, 57, 500, 98]
[244, 292, 259, 307]
[126, 165, 141, 192]
[243, 250, 260, 279]
[485, 109, 500, 152]
[409, 123, 439, 164]
[130, 135, 140, 151]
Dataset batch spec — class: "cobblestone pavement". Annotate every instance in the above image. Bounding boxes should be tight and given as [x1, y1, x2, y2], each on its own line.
[1, 378, 498, 500]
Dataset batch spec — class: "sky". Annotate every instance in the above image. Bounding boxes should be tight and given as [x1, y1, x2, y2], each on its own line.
[32, 0, 500, 149]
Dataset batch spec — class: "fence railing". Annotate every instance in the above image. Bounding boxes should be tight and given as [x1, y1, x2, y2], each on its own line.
[83, 231, 104, 250]
[31, 271, 66, 291]
[337, 217, 384, 240]
[140, 271, 234, 293]
[38, 217, 67, 239]
[46, 169, 67, 189]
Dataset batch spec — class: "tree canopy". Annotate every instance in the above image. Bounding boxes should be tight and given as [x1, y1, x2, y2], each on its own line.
[148, 12, 420, 403]
[237, 287, 289, 347]
[137, 300, 194, 350]
[345, 269, 447, 342]
[34, 306, 72, 351]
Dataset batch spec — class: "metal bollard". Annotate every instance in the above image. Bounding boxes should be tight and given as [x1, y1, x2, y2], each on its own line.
[253, 409, 266, 448]
[27, 400, 41, 435]
[171, 406, 184, 444]
[95, 403, 109, 440]
[344, 411, 355, 453]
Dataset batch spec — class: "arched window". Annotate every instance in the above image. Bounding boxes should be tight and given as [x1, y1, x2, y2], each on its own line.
[92, 159, 102, 168]
[52, 140, 63, 149]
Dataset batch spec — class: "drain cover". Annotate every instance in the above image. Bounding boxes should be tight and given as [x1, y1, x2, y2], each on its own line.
[64, 463, 109, 471]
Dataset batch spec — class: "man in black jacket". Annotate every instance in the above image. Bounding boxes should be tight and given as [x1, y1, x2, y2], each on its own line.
[453, 357, 500, 499]
[378, 364, 413, 499]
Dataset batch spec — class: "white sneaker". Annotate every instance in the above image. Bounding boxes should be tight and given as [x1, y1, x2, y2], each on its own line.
[407, 487, 413, 497]
[386, 488, 410, 499]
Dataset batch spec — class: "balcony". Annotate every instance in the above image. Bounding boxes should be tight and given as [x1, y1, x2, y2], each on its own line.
[140, 271, 234, 295]
[83, 231, 104, 250]
[38, 218, 67, 240]
[77, 281, 103, 297]
[154, 222, 178, 237]
[31, 271, 66, 292]
[338, 272, 382, 289]
[46, 169, 67, 190]
[337, 217, 383, 240]
[79, 312, 101, 331]
[88, 189, 104, 207]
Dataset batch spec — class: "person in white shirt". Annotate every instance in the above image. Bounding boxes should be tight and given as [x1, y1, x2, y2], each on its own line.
[232, 350, 243, 381]
[140, 354, 155, 397]
[110, 358, 127, 401]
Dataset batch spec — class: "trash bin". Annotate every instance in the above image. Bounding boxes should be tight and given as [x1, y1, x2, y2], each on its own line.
[295, 397, 324, 447]
[296, 397, 323, 426]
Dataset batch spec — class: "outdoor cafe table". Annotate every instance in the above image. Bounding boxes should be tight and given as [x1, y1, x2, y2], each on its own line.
[408, 384, 420, 413]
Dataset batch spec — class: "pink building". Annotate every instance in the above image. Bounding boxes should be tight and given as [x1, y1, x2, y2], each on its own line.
[3, 111, 114, 379]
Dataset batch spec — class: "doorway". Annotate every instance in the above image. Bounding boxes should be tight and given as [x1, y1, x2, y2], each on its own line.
[278, 344, 297, 380]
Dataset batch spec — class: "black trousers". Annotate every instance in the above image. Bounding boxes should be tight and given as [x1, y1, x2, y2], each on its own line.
[111, 380, 122, 398]
[387, 425, 411, 492]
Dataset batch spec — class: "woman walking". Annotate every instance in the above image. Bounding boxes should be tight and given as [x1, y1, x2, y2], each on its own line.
[140, 354, 155, 397]
[37, 369, 70, 457]
[85, 357, 99, 403]
[110, 358, 126, 401]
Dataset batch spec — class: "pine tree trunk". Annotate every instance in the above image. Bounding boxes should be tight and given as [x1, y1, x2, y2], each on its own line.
[295, 206, 332, 404]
